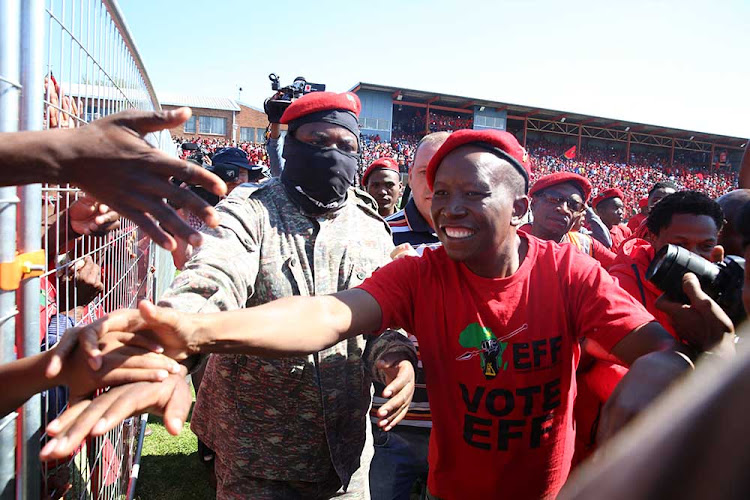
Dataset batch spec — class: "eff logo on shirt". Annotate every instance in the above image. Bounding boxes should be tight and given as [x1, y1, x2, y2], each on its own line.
[456, 323, 528, 379]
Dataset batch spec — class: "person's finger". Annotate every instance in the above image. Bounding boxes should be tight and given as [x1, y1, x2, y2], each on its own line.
[45, 326, 84, 378]
[45, 392, 126, 459]
[138, 300, 183, 333]
[101, 347, 180, 372]
[114, 107, 193, 136]
[99, 366, 172, 387]
[163, 378, 192, 435]
[110, 202, 176, 250]
[681, 273, 713, 310]
[106, 330, 164, 353]
[381, 365, 410, 399]
[654, 293, 688, 315]
[132, 193, 204, 247]
[43, 397, 92, 440]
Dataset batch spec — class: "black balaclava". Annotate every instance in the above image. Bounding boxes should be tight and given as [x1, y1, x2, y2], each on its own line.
[281, 110, 360, 215]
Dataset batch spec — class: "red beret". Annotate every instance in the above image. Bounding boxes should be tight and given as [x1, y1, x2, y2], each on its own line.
[529, 172, 592, 202]
[592, 188, 625, 208]
[280, 91, 361, 123]
[362, 157, 399, 186]
[638, 197, 648, 208]
[426, 129, 531, 191]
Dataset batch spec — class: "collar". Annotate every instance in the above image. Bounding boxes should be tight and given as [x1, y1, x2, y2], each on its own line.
[404, 198, 435, 234]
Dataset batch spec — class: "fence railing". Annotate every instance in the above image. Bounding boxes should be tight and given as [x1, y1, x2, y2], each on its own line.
[0, 1, 175, 498]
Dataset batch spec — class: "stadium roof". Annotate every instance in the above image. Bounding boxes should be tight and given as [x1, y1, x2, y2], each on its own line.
[350, 82, 748, 150]
[158, 93, 240, 112]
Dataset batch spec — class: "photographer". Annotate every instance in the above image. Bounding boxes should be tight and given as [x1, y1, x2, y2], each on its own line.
[609, 191, 726, 339]
[171, 147, 266, 270]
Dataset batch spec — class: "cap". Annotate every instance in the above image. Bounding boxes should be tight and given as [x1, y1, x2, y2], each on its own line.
[592, 188, 625, 208]
[638, 197, 648, 208]
[280, 91, 361, 123]
[211, 147, 250, 170]
[426, 129, 531, 191]
[529, 172, 592, 202]
[362, 157, 399, 186]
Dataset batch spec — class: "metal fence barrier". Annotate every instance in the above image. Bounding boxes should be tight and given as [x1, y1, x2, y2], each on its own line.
[0, 1, 176, 498]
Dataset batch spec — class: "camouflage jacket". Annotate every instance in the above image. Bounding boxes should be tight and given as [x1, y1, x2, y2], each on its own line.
[159, 179, 416, 487]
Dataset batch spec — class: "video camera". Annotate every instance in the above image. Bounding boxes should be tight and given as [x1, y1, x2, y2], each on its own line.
[647, 244, 747, 325]
[265, 74, 325, 123]
[269, 73, 325, 101]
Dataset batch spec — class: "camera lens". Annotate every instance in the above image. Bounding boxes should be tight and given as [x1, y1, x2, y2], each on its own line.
[647, 244, 720, 303]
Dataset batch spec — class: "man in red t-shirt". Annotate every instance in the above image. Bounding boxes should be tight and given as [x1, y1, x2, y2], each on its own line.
[592, 188, 632, 252]
[68, 131, 735, 500]
[524, 172, 616, 269]
[610, 190, 726, 338]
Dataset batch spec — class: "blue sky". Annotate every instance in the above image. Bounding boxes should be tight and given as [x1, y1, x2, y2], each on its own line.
[120, 0, 749, 139]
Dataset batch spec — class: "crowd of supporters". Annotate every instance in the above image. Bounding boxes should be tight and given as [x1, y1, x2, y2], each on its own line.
[392, 109, 473, 135]
[173, 136, 270, 166]
[359, 134, 737, 215]
[527, 140, 737, 215]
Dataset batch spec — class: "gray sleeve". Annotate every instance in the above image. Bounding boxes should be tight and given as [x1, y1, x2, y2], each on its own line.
[585, 206, 613, 248]
[158, 196, 261, 314]
[266, 136, 285, 177]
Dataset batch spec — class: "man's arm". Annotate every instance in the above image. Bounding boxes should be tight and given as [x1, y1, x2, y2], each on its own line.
[0, 108, 226, 250]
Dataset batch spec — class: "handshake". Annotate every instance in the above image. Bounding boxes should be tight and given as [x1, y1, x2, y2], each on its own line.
[37, 301, 206, 461]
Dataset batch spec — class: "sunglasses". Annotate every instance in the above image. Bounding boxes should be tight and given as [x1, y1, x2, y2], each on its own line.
[538, 191, 585, 213]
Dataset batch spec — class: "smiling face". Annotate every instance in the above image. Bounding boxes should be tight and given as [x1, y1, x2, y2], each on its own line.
[430, 146, 528, 276]
[530, 182, 586, 242]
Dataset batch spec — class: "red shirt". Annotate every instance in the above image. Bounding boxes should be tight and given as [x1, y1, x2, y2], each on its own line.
[609, 224, 633, 253]
[627, 213, 646, 233]
[358, 233, 654, 499]
[609, 238, 677, 337]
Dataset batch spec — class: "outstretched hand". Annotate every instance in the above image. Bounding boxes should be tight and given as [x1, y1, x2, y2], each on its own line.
[58, 107, 227, 250]
[41, 370, 191, 461]
[374, 352, 415, 431]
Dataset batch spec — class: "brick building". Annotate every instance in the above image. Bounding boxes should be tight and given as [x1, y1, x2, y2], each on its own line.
[160, 94, 273, 144]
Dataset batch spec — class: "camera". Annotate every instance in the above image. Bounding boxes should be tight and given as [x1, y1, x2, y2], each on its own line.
[265, 74, 326, 122]
[269, 73, 325, 101]
[646, 244, 746, 324]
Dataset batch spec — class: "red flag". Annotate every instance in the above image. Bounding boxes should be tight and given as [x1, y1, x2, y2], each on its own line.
[563, 145, 577, 160]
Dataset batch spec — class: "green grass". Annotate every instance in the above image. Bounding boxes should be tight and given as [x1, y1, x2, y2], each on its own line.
[134, 388, 214, 499]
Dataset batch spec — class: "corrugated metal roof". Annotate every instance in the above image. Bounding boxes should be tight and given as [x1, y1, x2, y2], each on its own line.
[157, 93, 240, 111]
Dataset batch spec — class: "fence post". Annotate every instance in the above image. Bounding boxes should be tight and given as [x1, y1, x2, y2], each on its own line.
[18, 1, 45, 498]
[0, 1, 21, 498]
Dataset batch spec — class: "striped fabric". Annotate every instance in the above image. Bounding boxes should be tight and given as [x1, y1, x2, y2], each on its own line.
[370, 198, 440, 427]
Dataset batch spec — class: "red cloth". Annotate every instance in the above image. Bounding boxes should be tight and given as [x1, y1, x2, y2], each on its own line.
[563, 145, 577, 160]
[609, 223, 632, 253]
[358, 234, 654, 500]
[529, 172, 592, 202]
[609, 238, 676, 337]
[572, 361, 628, 467]
[592, 188, 625, 209]
[280, 91, 361, 123]
[627, 213, 646, 233]
[589, 237, 617, 269]
[362, 156, 399, 186]
[426, 129, 531, 190]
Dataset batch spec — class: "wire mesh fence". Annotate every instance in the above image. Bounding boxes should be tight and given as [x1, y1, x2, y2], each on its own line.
[1, 1, 175, 498]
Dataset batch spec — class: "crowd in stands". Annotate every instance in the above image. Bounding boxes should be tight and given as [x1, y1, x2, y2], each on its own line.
[527, 140, 737, 216]
[173, 136, 270, 166]
[392, 110, 473, 136]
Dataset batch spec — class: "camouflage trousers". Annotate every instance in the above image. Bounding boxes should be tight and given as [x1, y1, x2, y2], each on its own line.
[214, 418, 374, 500]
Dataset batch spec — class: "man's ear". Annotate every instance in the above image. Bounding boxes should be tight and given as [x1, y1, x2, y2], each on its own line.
[511, 196, 530, 226]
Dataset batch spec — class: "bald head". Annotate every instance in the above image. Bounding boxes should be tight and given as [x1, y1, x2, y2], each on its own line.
[717, 189, 750, 256]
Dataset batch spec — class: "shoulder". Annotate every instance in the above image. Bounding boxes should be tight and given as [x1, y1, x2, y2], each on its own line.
[350, 188, 392, 236]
